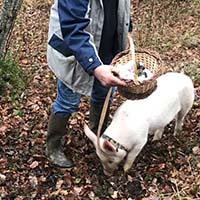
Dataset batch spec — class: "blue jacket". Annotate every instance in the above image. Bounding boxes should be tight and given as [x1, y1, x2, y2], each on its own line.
[47, 0, 131, 95]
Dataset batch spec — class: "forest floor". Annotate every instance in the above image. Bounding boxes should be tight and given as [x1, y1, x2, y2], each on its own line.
[0, 0, 200, 199]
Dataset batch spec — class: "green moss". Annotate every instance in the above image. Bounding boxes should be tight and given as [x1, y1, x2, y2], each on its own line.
[0, 53, 26, 100]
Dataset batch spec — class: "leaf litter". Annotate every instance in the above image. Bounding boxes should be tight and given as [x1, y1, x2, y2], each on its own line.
[0, 0, 200, 199]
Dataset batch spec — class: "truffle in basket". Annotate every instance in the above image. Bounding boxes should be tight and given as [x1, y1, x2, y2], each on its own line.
[115, 61, 154, 83]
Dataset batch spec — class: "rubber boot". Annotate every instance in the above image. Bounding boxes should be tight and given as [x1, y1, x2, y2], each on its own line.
[89, 101, 110, 134]
[46, 113, 73, 168]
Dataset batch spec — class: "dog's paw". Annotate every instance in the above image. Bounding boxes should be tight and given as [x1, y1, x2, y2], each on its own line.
[123, 160, 132, 173]
[152, 129, 164, 141]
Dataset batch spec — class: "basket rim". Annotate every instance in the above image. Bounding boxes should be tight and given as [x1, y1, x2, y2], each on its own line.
[111, 48, 164, 86]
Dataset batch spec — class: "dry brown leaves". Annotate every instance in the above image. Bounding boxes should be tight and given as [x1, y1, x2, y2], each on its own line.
[0, 0, 199, 199]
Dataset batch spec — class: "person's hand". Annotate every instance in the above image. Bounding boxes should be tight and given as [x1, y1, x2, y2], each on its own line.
[93, 65, 127, 87]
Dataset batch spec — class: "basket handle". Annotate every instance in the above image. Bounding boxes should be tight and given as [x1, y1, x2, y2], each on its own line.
[128, 35, 140, 85]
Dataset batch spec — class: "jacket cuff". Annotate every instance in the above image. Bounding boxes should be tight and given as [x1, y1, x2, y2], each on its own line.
[78, 54, 102, 75]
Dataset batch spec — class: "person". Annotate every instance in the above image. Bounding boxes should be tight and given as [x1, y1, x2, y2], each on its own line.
[46, 0, 133, 168]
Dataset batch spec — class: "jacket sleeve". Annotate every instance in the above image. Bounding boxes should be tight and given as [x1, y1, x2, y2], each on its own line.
[58, 0, 102, 74]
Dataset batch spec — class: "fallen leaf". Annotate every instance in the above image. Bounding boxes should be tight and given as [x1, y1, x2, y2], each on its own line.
[111, 191, 118, 199]
[0, 125, 7, 134]
[192, 146, 200, 155]
[30, 161, 39, 169]
[73, 186, 83, 195]
[56, 179, 64, 189]
[0, 173, 6, 184]
[29, 176, 38, 188]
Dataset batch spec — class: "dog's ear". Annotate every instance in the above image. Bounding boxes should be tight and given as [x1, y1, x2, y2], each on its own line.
[84, 123, 97, 147]
[103, 140, 115, 152]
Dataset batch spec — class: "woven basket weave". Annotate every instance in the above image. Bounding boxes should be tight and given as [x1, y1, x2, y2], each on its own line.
[111, 49, 164, 99]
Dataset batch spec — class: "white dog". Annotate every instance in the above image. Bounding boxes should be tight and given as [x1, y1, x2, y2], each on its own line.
[84, 72, 195, 176]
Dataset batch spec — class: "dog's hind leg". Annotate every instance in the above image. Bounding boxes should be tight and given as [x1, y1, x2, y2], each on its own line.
[174, 104, 192, 136]
[174, 86, 194, 136]
[174, 109, 188, 136]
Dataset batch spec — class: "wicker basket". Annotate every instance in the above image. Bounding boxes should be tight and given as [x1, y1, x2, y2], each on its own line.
[111, 48, 164, 99]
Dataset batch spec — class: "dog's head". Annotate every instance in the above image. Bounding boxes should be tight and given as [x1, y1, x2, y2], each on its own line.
[84, 124, 127, 176]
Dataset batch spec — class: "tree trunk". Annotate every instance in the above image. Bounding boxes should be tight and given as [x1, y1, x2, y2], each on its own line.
[0, 0, 23, 59]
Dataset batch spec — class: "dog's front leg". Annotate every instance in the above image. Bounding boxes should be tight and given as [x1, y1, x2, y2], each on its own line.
[152, 128, 164, 141]
[123, 139, 147, 173]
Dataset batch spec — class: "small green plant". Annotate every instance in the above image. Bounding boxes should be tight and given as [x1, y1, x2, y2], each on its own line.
[0, 53, 25, 99]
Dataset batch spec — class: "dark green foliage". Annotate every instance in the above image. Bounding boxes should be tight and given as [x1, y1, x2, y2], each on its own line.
[0, 54, 25, 99]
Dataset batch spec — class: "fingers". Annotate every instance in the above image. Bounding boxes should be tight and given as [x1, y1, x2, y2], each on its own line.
[110, 66, 127, 86]
[110, 75, 127, 87]
[93, 64, 127, 87]
[106, 66, 126, 86]
[111, 67, 120, 76]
